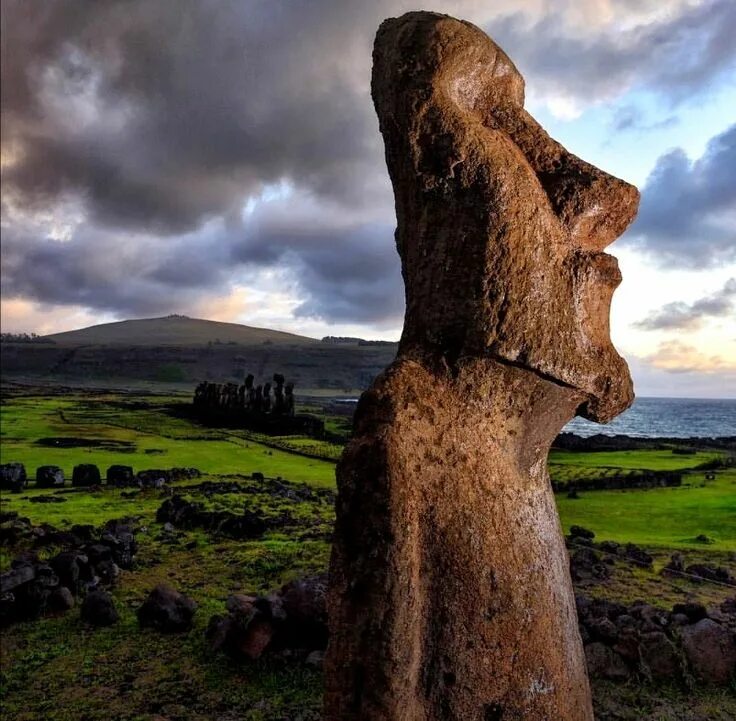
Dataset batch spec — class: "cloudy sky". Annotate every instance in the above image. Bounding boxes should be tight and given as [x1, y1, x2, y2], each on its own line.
[1, 0, 735, 398]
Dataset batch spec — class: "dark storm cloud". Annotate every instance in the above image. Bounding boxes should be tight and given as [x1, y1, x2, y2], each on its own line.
[624, 124, 736, 267]
[0, 220, 235, 316]
[232, 195, 404, 324]
[2, 0, 735, 327]
[491, 0, 736, 107]
[1, 0, 391, 234]
[634, 278, 736, 331]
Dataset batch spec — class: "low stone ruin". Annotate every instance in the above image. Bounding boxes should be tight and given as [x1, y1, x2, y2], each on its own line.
[192, 373, 324, 436]
[204, 569, 735, 691]
[207, 573, 328, 663]
[552, 470, 683, 493]
[577, 595, 736, 686]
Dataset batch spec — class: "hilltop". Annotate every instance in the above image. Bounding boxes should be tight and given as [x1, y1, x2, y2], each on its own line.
[1, 316, 396, 392]
[43, 315, 319, 347]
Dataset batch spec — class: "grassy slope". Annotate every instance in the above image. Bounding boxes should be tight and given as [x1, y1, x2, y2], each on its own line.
[0, 395, 335, 487]
[557, 469, 736, 549]
[44, 315, 319, 346]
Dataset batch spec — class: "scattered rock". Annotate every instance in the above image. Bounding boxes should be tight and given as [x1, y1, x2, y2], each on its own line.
[155, 496, 270, 539]
[684, 564, 736, 587]
[0, 563, 36, 593]
[306, 650, 324, 668]
[168, 467, 201, 482]
[623, 544, 653, 567]
[662, 552, 685, 576]
[279, 573, 329, 650]
[137, 584, 196, 632]
[49, 551, 92, 594]
[570, 547, 611, 582]
[80, 589, 118, 626]
[585, 642, 629, 680]
[598, 541, 620, 555]
[48, 586, 75, 611]
[570, 525, 595, 541]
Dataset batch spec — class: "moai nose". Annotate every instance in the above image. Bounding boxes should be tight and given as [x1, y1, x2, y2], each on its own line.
[489, 109, 640, 252]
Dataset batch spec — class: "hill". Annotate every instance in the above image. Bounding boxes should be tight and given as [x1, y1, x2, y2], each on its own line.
[1, 316, 397, 392]
[43, 315, 318, 347]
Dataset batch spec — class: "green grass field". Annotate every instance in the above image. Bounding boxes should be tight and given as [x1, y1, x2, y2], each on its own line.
[1, 386, 735, 721]
[0, 395, 335, 487]
[557, 469, 736, 549]
[2, 390, 735, 549]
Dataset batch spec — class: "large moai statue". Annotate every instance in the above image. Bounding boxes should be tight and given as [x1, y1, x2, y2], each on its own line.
[325, 12, 638, 721]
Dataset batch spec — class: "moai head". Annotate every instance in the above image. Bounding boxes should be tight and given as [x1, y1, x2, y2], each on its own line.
[372, 12, 638, 422]
[245, 374, 254, 390]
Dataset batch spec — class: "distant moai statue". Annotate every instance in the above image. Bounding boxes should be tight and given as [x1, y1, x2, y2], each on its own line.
[273, 373, 286, 414]
[325, 12, 638, 721]
[193, 381, 207, 407]
[284, 382, 295, 417]
[262, 382, 272, 413]
[245, 374, 255, 409]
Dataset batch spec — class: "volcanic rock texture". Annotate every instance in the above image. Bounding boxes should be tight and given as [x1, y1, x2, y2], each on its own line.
[325, 11, 639, 721]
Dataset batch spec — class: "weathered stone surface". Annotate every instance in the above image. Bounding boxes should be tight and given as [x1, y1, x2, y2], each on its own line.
[137, 584, 196, 632]
[35, 465, 65, 488]
[584, 642, 630, 681]
[0, 463, 27, 493]
[325, 11, 638, 721]
[681, 618, 736, 684]
[639, 631, 683, 681]
[72, 464, 101, 487]
[107, 465, 135, 487]
[80, 589, 118, 626]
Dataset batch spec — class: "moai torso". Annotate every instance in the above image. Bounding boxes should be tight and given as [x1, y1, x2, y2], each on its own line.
[325, 12, 638, 721]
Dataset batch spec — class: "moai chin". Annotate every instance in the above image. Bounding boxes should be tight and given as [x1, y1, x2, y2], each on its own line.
[325, 12, 638, 721]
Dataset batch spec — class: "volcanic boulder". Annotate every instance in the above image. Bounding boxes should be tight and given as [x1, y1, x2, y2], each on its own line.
[80, 589, 119, 626]
[137, 584, 196, 632]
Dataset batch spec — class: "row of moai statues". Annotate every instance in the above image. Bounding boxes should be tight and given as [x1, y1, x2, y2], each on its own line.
[193, 373, 295, 416]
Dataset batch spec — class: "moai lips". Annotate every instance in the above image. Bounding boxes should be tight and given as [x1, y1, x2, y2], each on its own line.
[325, 12, 638, 721]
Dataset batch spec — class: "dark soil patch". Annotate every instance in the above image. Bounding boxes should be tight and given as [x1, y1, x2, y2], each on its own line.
[35, 437, 136, 452]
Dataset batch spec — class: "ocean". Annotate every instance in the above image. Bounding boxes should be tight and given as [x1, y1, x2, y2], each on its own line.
[334, 395, 736, 439]
[563, 397, 736, 439]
